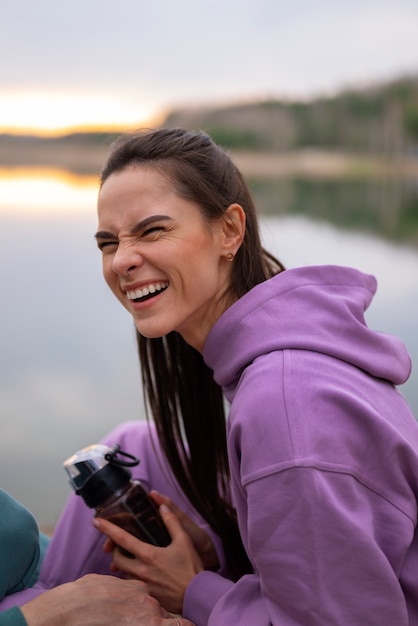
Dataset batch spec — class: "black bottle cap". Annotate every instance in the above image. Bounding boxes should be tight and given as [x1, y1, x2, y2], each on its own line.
[76, 463, 131, 508]
[63, 444, 140, 509]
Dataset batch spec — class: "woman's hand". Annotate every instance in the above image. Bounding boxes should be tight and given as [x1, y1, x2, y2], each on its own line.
[93, 504, 204, 614]
[149, 491, 219, 570]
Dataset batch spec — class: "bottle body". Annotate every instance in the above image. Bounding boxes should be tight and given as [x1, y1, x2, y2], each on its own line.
[95, 479, 171, 547]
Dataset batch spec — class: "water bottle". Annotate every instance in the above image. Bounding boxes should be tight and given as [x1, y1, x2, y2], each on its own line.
[63, 443, 171, 550]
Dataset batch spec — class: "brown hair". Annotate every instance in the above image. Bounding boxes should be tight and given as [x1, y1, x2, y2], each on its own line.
[100, 128, 284, 579]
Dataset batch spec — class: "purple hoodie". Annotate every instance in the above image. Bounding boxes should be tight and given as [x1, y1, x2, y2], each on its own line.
[185, 265, 417, 625]
[3, 265, 417, 625]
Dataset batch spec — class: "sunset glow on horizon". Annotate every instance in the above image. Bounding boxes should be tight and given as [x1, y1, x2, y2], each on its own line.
[0, 91, 165, 136]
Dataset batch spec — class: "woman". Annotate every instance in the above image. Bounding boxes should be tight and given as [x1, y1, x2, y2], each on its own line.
[32, 128, 418, 624]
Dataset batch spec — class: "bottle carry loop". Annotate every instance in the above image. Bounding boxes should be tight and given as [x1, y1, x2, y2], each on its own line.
[104, 445, 140, 468]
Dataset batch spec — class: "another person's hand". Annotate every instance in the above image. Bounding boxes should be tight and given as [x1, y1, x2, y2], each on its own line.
[20, 574, 194, 626]
[94, 503, 205, 614]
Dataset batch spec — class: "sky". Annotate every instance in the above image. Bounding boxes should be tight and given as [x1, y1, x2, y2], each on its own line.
[2, 0, 418, 134]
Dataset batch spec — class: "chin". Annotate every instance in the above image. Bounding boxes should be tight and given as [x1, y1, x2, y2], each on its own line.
[134, 324, 172, 340]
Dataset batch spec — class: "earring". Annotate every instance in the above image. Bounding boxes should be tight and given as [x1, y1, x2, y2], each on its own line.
[226, 252, 234, 262]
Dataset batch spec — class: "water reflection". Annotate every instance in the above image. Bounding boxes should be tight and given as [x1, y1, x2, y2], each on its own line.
[0, 168, 417, 526]
[251, 176, 418, 249]
[0, 167, 98, 213]
[2, 168, 417, 249]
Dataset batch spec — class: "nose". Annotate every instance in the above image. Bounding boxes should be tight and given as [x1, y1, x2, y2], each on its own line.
[111, 242, 143, 278]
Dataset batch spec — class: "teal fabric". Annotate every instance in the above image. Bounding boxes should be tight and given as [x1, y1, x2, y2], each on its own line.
[0, 490, 40, 598]
[0, 606, 28, 626]
[27, 533, 50, 589]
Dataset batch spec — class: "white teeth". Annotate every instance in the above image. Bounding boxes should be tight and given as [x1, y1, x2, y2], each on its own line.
[126, 282, 168, 300]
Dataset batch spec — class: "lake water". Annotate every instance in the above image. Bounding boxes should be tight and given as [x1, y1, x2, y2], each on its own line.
[1, 168, 417, 527]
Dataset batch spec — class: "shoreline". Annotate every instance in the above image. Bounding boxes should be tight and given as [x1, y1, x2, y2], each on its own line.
[231, 150, 418, 180]
[0, 141, 417, 180]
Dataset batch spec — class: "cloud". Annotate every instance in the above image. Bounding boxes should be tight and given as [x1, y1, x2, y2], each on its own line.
[1, 0, 418, 115]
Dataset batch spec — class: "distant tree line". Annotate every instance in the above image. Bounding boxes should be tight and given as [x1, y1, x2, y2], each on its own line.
[2, 75, 418, 162]
[165, 75, 418, 156]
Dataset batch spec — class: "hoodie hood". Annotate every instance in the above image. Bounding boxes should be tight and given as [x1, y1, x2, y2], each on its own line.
[204, 265, 411, 397]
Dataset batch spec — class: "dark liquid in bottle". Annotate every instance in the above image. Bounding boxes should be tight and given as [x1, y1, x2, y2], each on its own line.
[96, 482, 171, 557]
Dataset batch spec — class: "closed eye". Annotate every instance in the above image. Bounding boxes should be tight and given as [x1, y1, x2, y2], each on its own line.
[97, 240, 118, 251]
[142, 226, 165, 238]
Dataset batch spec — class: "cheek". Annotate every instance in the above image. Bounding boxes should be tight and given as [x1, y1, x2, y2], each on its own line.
[102, 259, 117, 291]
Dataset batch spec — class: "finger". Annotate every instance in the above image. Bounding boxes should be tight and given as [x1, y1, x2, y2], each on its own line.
[149, 489, 165, 505]
[151, 492, 200, 537]
[103, 537, 115, 553]
[150, 491, 179, 514]
[158, 504, 187, 540]
[150, 491, 187, 519]
[93, 518, 148, 557]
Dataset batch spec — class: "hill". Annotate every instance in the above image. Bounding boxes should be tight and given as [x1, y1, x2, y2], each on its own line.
[1, 75, 418, 177]
[165, 74, 418, 155]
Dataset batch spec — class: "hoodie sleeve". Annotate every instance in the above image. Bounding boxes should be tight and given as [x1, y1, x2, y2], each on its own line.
[183, 466, 410, 625]
[246, 466, 409, 624]
[184, 571, 271, 625]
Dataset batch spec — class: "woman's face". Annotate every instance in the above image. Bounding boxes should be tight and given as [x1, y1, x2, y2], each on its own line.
[96, 165, 240, 351]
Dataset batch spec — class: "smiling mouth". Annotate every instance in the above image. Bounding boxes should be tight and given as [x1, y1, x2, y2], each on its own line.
[126, 282, 169, 303]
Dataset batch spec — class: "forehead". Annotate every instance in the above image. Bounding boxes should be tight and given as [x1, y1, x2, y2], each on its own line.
[99, 165, 174, 202]
[98, 165, 177, 216]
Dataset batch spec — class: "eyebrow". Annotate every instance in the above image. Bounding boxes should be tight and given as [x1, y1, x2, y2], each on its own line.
[94, 214, 173, 240]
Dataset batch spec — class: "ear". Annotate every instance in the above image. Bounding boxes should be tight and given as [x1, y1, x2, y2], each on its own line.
[220, 203, 246, 258]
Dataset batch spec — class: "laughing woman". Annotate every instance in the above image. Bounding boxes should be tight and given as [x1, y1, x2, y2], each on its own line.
[32, 128, 418, 625]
